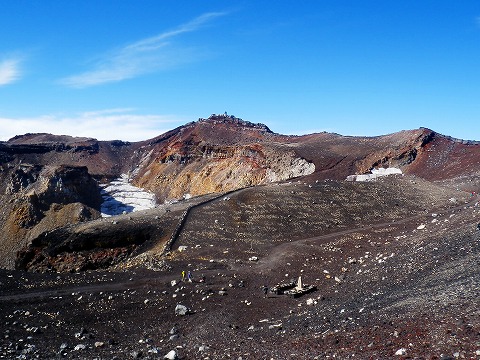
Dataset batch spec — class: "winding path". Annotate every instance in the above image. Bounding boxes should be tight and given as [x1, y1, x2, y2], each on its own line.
[254, 195, 478, 271]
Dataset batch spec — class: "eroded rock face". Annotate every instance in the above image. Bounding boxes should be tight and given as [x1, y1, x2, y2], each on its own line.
[264, 151, 315, 182]
[0, 164, 102, 269]
[135, 145, 315, 202]
[15, 220, 152, 272]
[5, 164, 42, 194]
[8, 165, 102, 228]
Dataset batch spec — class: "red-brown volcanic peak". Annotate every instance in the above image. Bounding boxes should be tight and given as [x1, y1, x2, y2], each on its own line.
[405, 129, 480, 180]
[275, 128, 429, 181]
[288, 127, 480, 182]
[143, 114, 276, 147]
[131, 115, 304, 201]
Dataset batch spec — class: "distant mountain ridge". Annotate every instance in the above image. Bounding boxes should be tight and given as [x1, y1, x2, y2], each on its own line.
[2, 114, 480, 187]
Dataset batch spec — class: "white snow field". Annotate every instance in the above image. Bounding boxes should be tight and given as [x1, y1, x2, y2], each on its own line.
[100, 174, 156, 217]
[346, 167, 403, 182]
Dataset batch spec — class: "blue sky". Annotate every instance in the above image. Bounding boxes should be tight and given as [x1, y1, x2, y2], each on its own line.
[1, 1, 480, 141]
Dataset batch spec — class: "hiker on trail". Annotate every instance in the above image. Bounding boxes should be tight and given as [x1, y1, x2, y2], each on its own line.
[187, 271, 193, 282]
[181, 270, 186, 281]
[262, 285, 269, 298]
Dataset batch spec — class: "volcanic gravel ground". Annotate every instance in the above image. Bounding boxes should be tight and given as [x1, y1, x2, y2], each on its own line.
[1, 178, 480, 359]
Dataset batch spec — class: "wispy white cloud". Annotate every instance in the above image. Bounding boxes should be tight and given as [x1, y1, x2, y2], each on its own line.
[0, 58, 22, 86]
[0, 109, 187, 141]
[61, 11, 227, 88]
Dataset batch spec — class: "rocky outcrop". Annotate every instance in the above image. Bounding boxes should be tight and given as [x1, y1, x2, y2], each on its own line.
[0, 164, 102, 269]
[15, 218, 153, 272]
[352, 129, 433, 174]
[134, 143, 315, 202]
[5, 164, 101, 228]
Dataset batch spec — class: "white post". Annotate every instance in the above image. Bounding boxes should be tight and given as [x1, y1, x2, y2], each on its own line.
[296, 276, 303, 290]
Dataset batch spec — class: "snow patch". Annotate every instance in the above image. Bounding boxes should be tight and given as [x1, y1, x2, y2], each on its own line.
[346, 167, 403, 182]
[100, 174, 156, 217]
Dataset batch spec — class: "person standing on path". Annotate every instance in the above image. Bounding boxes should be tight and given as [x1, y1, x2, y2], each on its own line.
[262, 285, 269, 298]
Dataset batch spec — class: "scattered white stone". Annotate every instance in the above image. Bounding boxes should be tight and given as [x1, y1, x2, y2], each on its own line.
[174, 304, 190, 316]
[178, 246, 188, 252]
[171, 280, 177, 287]
[395, 348, 406, 356]
[248, 256, 258, 262]
[199, 345, 210, 352]
[417, 224, 426, 230]
[94, 342, 104, 348]
[269, 323, 282, 329]
[164, 349, 178, 359]
[74, 344, 86, 351]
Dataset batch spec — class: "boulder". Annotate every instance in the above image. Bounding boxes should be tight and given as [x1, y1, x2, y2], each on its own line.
[164, 350, 178, 359]
[174, 304, 190, 316]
